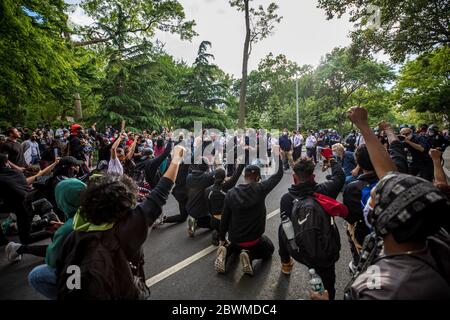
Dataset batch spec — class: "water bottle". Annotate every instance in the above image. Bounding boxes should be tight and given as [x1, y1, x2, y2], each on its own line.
[281, 215, 298, 251]
[309, 269, 325, 293]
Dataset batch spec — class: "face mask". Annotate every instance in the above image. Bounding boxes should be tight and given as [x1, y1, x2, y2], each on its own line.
[363, 197, 374, 231]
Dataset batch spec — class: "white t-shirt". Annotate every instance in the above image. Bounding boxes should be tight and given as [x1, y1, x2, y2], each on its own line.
[107, 157, 123, 176]
[305, 135, 317, 149]
[293, 134, 304, 147]
[356, 134, 365, 147]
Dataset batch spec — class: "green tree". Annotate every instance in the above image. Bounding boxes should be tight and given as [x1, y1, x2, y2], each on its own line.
[77, 0, 197, 129]
[313, 47, 394, 132]
[395, 47, 450, 123]
[75, 0, 196, 48]
[244, 53, 311, 129]
[0, 0, 78, 127]
[171, 41, 232, 129]
[229, 0, 282, 127]
[317, 0, 450, 62]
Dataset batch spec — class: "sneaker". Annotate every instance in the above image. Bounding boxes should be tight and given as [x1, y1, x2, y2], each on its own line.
[348, 260, 357, 275]
[5, 242, 22, 263]
[281, 258, 295, 275]
[214, 246, 227, 273]
[187, 216, 197, 237]
[154, 215, 167, 227]
[239, 250, 253, 276]
[211, 230, 219, 246]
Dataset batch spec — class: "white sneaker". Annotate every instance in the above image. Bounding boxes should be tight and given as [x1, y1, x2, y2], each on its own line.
[214, 246, 227, 273]
[5, 242, 22, 263]
[240, 250, 253, 276]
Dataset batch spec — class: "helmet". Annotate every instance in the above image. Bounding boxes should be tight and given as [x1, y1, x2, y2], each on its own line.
[428, 124, 438, 132]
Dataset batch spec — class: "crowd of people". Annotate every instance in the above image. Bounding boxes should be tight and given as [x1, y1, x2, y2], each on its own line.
[0, 108, 449, 300]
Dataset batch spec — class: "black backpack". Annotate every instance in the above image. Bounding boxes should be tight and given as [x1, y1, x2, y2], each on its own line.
[56, 225, 150, 300]
[290, 194, 341, 268]
[206, 185, 227, 215]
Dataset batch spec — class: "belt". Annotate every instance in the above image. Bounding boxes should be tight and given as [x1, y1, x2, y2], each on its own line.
[238, 238, 261, 248]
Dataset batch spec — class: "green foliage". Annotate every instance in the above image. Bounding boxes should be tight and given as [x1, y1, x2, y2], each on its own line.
[0, 0, 78, 127]
[317, 0, 450, 62]
[77, 0, 197, 48]
[171, 41, 233, 129]
[395, 47, 450, 122]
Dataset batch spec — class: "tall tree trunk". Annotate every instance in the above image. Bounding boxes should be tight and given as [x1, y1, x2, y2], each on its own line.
[238, 0, 250, 129]
[74, 92, 83, 120]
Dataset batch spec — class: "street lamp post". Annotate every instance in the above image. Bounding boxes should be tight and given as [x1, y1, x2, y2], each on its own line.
[296, 78, 299, 131]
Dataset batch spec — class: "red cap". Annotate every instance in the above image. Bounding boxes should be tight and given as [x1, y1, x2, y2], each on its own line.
[70, 124, 82, 134]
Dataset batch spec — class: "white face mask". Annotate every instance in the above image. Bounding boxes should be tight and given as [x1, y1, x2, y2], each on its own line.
[363, 197, 374, 230]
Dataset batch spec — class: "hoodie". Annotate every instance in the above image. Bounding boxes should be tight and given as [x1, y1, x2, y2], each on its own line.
[186, 170, 215, 219]
[45, 178, 86, 268]
[219, 157, 283, 243]
[280, 159, 345, 221]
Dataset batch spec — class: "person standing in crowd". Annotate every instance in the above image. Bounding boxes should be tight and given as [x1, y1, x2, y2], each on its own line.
[279, 129, 293, 171]
[68, 124, 88, 175]
[214, 146, 283, 276]
[400, 126, 433, 181]
[305, 130, 317, 165]
[29, 134, 41, 165]
[329, 130, 341, 147]
[0, 127, 26, 169]
[278, 156, 345, 300]
[344, 129, 357, 152]
[427, 125, 449, 152]
[55, 125, 65, 139]
[292, 130, 303, 162]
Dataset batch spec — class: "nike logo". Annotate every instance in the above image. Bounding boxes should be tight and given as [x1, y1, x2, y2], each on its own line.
[298, 213, 310, 225]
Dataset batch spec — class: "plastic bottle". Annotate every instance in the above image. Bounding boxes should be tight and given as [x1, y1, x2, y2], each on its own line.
[309, 268, 325, 293]
[281, 215, 298, 250]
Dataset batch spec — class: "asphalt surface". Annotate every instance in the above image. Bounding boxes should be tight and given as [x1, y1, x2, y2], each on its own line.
[0, 164, 352, 300]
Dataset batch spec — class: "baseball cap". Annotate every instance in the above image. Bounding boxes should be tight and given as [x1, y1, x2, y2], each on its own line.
[244, 165, 261, 177]
[58, 156, 84, 167]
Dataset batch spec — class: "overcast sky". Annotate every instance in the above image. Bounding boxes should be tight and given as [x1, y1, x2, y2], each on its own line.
[68, 0, 356, 77]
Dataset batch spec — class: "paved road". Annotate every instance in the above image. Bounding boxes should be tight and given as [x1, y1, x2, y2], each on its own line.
[0, 165, 352, 300]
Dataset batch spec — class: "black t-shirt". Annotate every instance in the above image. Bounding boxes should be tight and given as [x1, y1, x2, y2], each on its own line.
[0, 167, 30, 205]
[0, 139, 25, 167]
[406, 134, 431, 164]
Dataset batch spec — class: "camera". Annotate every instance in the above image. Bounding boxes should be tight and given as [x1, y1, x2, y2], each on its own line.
[30, 198, 59, 231]
[397, 135, 405, 142]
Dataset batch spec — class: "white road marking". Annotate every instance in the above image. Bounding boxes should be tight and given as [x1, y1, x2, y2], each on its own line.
[146, 208, 281, 287]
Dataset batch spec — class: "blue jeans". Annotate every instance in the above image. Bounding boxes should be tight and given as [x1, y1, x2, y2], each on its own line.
[28, 264, 57, 300]
[31, 155, 39, 165]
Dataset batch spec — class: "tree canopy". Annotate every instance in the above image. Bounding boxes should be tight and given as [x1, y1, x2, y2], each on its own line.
[0, 1, 448, 133]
